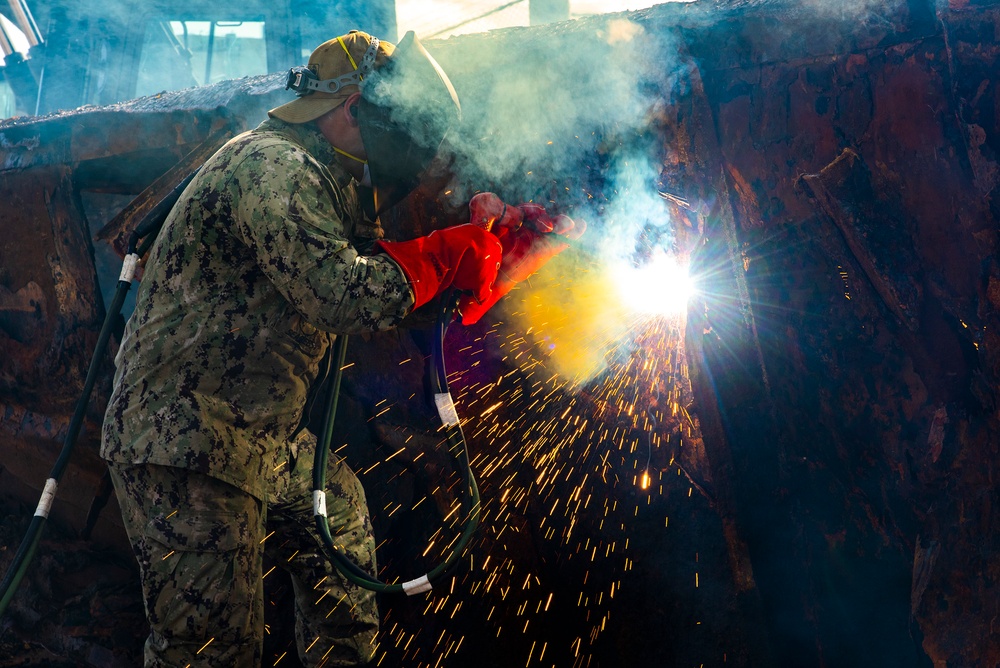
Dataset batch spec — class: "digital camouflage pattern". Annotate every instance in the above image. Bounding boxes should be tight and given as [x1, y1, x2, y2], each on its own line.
[109, 430, 378, 666]
[101, 117, 414, 499]
[101, 116, 413, 665]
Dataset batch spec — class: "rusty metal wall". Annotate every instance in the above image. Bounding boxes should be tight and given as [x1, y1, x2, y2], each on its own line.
[684, 1, 1000, 664]
[0, 77, 282, 545]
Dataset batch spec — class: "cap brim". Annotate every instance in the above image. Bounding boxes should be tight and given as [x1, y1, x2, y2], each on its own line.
[268, 93, 348, 123]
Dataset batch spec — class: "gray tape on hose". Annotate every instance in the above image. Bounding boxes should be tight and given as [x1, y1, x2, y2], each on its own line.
[434, 392, 459, 427]
[313, 490, 327, 517]
[120, 253, 140, 283]
[34, 478, 58, 518]
[402, 574, 433, 596]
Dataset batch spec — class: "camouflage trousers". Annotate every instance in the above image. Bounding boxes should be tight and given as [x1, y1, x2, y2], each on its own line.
[108, 429, 378, 667]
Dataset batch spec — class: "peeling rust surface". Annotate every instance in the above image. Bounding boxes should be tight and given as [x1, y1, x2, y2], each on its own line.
[689, 1, 1000, 665]
[799, 148, 923, 330]
[0, 166, 103, 413]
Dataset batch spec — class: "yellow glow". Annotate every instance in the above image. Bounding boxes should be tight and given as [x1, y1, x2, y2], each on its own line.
[497, 250, 614, 381]
[501, 245, 692, 386]
[639, 470, 651, 490]
[612, 252, 693, 317]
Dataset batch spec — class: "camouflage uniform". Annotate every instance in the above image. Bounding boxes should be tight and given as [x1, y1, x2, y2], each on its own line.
[102, 117, 415, 666]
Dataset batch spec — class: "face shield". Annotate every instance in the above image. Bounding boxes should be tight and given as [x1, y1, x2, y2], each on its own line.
[358, 31, 461, 216]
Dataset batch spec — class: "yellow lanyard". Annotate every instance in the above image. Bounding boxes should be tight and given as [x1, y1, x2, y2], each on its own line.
[332, 146, 367, 165]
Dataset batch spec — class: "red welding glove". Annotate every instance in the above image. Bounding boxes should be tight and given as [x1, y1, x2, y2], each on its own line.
[459, 194, 586, 325]
[376, 224, 503, 309]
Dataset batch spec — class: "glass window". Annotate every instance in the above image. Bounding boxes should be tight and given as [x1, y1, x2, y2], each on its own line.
[0, 14, 30, 118]
[0, 80, 16, 119]
[135, 20, 266, 97]
[0, 14, 30, 55]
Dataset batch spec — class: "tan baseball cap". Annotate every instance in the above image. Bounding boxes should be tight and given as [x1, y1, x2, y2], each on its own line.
[268, 30, 396, 124]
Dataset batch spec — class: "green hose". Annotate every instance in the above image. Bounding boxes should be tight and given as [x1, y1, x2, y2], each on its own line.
[312, 292, 481, 594]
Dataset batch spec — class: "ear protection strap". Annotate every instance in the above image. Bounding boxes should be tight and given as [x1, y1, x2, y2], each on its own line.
[285, 37, 381, 98]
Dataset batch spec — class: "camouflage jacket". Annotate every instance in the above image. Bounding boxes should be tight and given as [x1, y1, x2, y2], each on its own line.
[101, 118, 415, 500]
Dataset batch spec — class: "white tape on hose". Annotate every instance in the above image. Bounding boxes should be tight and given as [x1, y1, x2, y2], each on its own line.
[119, 253, 140, 283]
[313, 490, 327, 517]
[434, 392, 459, 427]
[402, 574, 433, 596]
[34, 478, 58, 518]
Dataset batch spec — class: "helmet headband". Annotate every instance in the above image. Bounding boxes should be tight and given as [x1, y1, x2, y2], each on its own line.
[285, 37, 381, 97]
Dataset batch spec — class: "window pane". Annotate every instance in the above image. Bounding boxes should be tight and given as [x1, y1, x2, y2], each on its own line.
[0, 81, 16, 119]
[135, 20, 266, 98]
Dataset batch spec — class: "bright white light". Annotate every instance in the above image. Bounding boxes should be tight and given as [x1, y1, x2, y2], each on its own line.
[613, 251, 693, 317]
[397, 0, 694, 40]
[0, 15, 30, 55]
[572, 0, 683, 16]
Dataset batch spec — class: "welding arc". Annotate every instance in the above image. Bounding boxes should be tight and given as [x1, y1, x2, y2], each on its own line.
[0, 173, 196, 619]
[312, 292, 481, 594]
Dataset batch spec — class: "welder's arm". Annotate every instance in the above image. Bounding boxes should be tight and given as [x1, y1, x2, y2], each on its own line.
[375, 224, 503, 309]
[232, 147, 415, 334]
[459, 193, 586, 325]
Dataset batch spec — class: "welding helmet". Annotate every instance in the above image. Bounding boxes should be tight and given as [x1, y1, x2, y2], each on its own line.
[273, 30, 461, 215]
[357, 31, 461, 214]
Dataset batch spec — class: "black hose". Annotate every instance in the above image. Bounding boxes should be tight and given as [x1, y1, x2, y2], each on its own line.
[133, 171, 199, 255]
[313, 291, 481, 595]
[1, 163, 479, 611]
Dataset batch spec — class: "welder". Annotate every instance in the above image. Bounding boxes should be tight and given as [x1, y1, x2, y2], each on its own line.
[100, 29, 579, 667]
